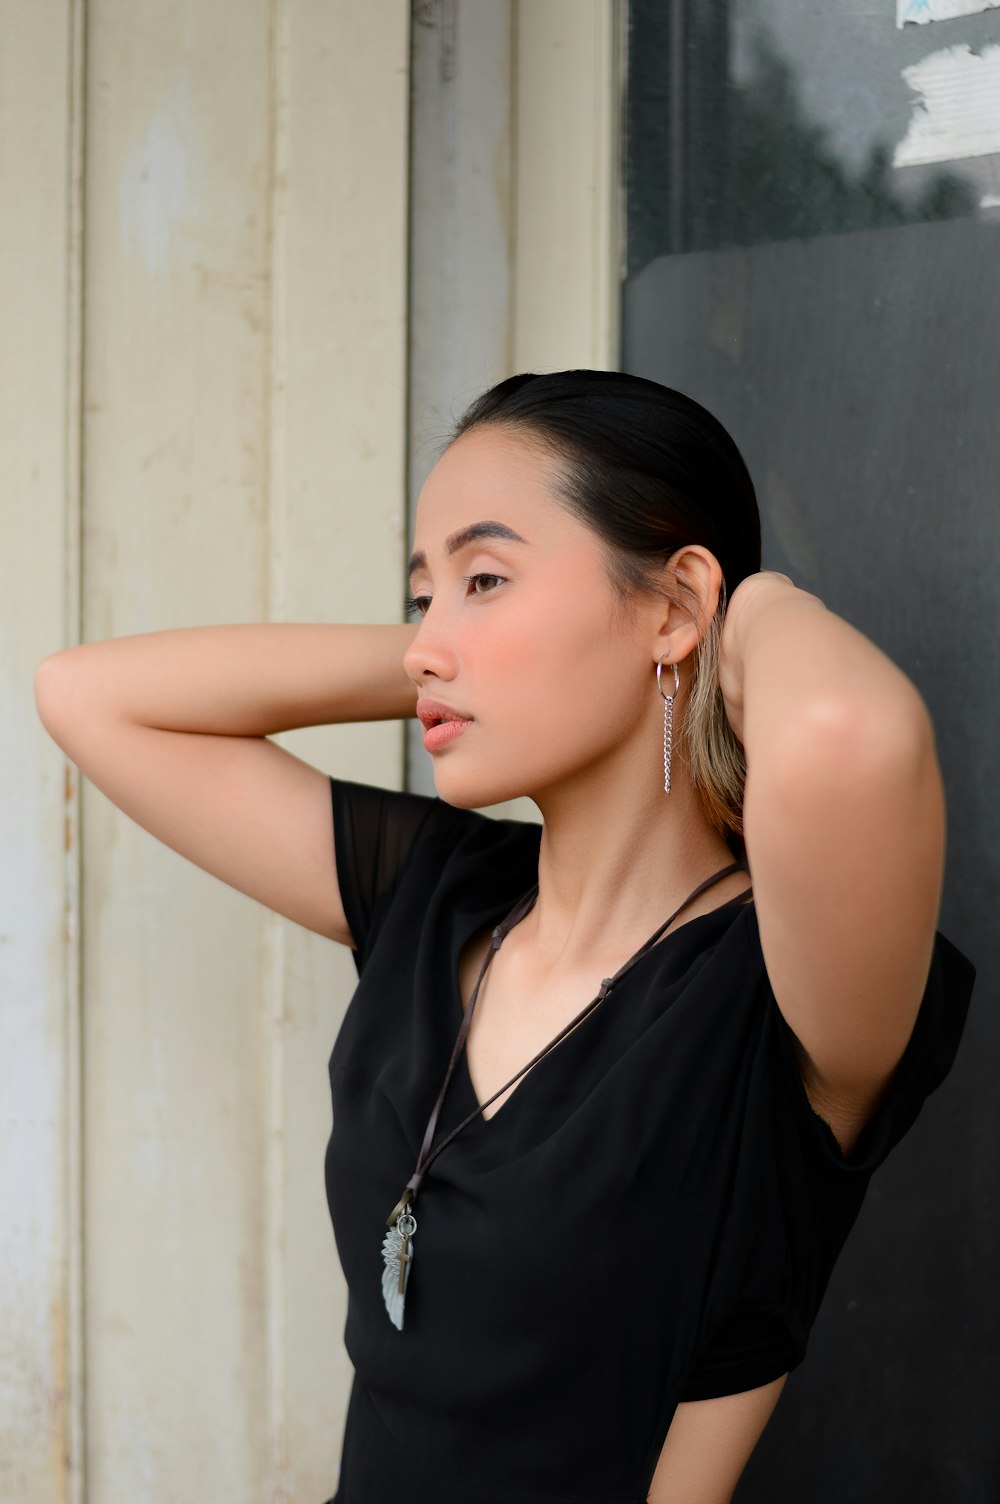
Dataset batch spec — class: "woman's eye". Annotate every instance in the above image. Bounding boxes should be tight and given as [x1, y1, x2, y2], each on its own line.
[403, 573, 507, 619]
[464, 572, 506, 597]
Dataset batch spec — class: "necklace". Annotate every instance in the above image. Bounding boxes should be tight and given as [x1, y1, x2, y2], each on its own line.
[380, 860, 749, 1329]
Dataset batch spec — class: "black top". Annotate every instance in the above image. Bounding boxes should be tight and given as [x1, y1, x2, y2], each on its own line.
[323, 777, 975, 1504]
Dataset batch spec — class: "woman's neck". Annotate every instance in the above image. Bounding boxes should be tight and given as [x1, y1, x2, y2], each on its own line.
[523, 760, 739, 973]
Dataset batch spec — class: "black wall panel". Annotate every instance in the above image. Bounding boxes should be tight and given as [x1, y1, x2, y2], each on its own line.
[624, 3, 999, 1497]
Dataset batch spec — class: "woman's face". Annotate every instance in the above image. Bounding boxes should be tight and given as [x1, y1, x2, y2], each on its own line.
[402, 426, 661, 810]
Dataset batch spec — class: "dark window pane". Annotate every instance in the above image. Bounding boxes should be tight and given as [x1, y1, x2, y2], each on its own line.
[626, 0, 994, 274]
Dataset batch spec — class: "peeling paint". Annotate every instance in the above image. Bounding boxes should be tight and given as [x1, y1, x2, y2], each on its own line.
[118, 70, 196, 283]
[897, 0, 999, 25]
[893, 43, 1000, 167]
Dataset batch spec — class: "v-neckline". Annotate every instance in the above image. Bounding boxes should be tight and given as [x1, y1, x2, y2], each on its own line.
[451, 880, 754, 1126]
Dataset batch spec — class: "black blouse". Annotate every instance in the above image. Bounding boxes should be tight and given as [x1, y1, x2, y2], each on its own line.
[323, 777, 975, 1504]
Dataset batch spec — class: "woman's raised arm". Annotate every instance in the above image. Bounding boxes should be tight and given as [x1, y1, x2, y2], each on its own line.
[718, 573, 945, 1158]
[34, 622, 419, 945]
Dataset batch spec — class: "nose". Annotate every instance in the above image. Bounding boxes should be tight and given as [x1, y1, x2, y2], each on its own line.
[402, 609, 458, 687]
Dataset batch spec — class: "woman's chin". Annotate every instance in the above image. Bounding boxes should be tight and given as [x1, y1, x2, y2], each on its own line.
[431, 763, 527, 812]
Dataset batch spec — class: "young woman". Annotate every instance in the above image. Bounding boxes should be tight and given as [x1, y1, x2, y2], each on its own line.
[36, 370, 975, 1504]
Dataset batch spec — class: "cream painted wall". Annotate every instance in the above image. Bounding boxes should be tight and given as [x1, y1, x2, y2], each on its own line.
[3, 1, 619, 1498]
[511, 0, 623, 375]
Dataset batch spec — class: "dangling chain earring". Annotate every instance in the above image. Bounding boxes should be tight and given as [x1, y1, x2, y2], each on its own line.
[656, 657, 680, 795]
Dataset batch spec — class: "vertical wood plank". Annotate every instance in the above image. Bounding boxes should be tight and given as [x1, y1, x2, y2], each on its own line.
[272, 3, 412, 1497]
[80, 0, 414, 1498]
[512, 0, 621, 372]
[82, 4, 274, 1497]
[0, 3, 84, 1501]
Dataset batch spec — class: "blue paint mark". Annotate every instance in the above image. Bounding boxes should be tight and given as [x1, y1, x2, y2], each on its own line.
[119, 70, 194, 284]
[903, 0, 933, 18]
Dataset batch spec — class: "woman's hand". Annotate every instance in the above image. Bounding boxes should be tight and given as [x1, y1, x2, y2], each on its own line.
[718, 571, 810, 744]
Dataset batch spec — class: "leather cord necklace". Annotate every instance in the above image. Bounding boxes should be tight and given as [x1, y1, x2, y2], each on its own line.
[380, 859, 750, 1329]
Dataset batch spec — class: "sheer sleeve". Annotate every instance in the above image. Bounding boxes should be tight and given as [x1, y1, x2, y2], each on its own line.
[678, 1304, 802, 1401]
[330, 776, 467, 976]
[680, 917, 976, 1401]
[768, 928, 976, 1176]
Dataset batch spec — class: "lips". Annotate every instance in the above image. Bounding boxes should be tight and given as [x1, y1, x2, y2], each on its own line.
[416, 699, 474, 730]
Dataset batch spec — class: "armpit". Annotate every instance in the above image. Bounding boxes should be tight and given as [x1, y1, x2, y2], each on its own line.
[786, 1026, 896, 1163]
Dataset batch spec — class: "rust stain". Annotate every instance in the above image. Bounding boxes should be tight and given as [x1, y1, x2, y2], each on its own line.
[49, 1284, 71, 1494]
[64, 763, 75, 857]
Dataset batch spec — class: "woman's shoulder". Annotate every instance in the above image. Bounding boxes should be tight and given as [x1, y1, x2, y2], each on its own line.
[331, 776, 541, 861]
[330, 777, 540, 970]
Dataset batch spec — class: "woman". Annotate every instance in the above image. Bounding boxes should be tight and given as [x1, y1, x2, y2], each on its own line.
[36, 370, 974, 1503]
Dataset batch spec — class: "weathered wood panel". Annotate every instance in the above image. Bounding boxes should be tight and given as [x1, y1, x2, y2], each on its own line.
[0, 3, 83, 1501]
[82, 3, 278, 1496]
[5, 1, 617, 1496]
[273, 3, 411, 1496]
[79, 2, 411, 1499]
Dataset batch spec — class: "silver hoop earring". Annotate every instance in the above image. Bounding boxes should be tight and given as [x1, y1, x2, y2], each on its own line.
[656, 657, 680, 795]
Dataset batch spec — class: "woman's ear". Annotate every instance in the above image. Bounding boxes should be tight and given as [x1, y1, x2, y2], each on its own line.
[653, 545, 723, 665]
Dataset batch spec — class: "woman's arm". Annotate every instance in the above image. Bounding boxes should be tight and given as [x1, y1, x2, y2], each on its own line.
[36, 622, 419, 737]
[718, 574, 945, 1154]
[647, 1374, 788, 1504]
[34, 623, 419, 945]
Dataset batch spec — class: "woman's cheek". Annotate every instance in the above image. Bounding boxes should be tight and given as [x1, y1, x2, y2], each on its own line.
[474, 587, 600, 727]
[475, 605, 538, 678]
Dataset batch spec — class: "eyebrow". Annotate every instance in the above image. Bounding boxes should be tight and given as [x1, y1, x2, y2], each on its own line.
[407, 521, 529, 581]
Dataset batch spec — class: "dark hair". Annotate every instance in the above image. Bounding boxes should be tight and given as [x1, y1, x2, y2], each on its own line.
[448, 369, 761, 839]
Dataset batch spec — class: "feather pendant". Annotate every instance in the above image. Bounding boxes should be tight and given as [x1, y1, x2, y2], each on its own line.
[381, 1210, 417, 1330]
